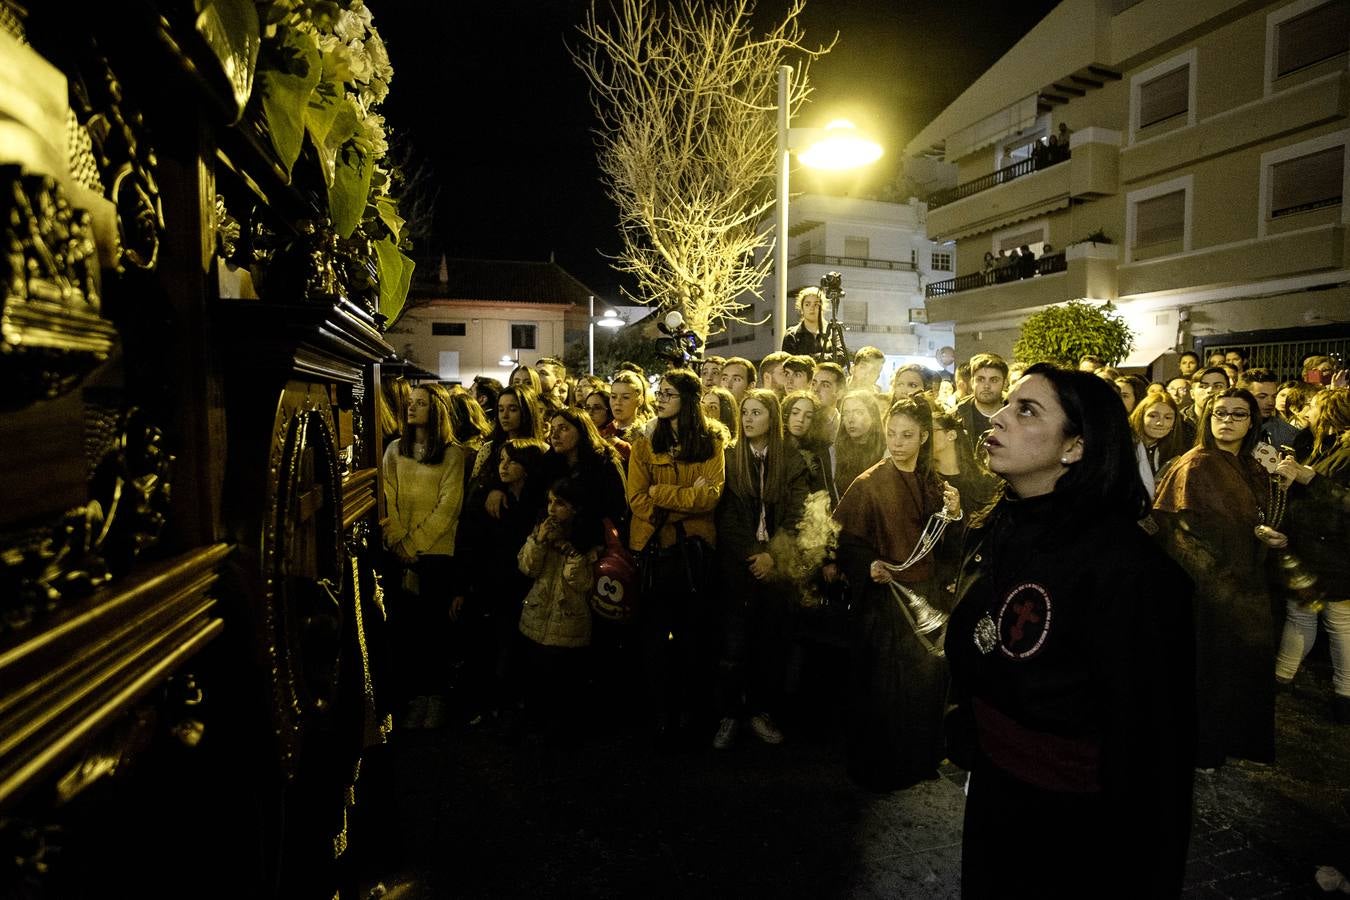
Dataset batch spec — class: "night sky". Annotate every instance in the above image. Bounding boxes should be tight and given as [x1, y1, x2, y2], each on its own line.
[376, 0, 1061, 299]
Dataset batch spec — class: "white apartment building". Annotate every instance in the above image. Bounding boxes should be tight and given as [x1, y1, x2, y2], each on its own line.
[712, 194, 955, 378]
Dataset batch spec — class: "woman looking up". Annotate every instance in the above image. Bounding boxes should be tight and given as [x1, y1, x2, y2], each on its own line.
[1154, 387, 1284, 771]
[947, 365, 1194, 898]
[627, 368, 725, 745]
[381, 384, 468, 729]
[833, 396, 959, 791]
[712, 389, 808, 750]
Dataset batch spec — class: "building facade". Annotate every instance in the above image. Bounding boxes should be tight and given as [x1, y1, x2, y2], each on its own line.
[906, 0, 1350, 375]
[713, 194, 954, 378]
[387, 257, 613, 384]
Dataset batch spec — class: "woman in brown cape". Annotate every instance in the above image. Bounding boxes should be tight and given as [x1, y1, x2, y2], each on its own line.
[833, 395, 960, 790]
[1154, 387, 1287, 769]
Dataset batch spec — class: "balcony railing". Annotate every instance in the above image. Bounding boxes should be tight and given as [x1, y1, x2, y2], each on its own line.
[788, 254, 916, 272]
[925, 251, 1067, 298]
[928, 147, 1071, 211]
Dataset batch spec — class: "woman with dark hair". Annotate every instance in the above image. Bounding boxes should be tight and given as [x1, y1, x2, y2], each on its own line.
[1275, 388, 1350, 722]
[833, 396, 960, 790]
[700, 385, 740, 444]
[459, 437, 549, 727]
[781, 390, 829, 495]
[1154, 387, 1284, 770]
[1128, 391, 1188, 492]
[889, 363, 931, 402]
[711, 389, 809, 749]
[446, 386, 492, 491]
[929, 408, 997, 604]
[628, 368, 726, 743]
[947, 364, 1195, 898]
[381, 383, 469, 729]
[1115, 374, 1148, 415]
[834, 390, 886, 496]
[581, 384, 632, 463]
[544, 406, 628, 532]
[470, 385, 546, 519]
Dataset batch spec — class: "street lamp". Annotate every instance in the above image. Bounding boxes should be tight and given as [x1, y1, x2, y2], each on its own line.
[588, 295, 623, 375]
[773, 65, 883, 350]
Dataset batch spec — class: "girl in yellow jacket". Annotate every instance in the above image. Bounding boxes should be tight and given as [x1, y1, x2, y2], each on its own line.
[627, 368, 726, 745]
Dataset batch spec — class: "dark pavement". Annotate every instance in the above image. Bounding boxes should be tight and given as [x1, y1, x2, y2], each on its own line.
[348, 645, 1349, 899]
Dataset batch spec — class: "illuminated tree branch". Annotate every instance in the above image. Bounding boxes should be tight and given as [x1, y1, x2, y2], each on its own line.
[573, 0, 831, 338]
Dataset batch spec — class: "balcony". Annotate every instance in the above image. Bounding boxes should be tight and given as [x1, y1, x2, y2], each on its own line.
[927, 251, 1068, 297]
[788, 253, 916, 272]
[924, 243, 1119, 324]
[926, 129, 1122, 242]
[929, 150, 1068, 212]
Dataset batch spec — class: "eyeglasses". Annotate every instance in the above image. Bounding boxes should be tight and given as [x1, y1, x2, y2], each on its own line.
[656, 390, 680, 401]
[1212, 409, 1250, 421]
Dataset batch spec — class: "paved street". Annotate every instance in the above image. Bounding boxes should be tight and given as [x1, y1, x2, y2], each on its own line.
[349, 646, 1349, 899]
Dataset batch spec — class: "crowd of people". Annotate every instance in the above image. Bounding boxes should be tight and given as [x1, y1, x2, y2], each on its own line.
[375, 320, 1349, 896]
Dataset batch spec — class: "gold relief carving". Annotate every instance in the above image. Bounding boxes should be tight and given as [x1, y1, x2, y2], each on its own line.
[0, 168, 115, 408]
[66, 41, 163, 273]
[0, 408, 172, 633]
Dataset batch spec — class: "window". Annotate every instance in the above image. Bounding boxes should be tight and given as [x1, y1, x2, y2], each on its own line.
[431, 322, 466, 336]
[843, 236, 869, 259]
[798, 238, 813, 258]
[1138, 66, 1189, 129]
[510, 323, 537, 350]
[931, 251, 953, 271]
[1134, 190, 1186, 246]
[1271, 146, 1344, 217]
[998, 227, 1045, 256]
[1275, 1, 1349, 77]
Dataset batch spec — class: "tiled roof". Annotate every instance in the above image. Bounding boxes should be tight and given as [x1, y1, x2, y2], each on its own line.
[408, 256, 603, 306]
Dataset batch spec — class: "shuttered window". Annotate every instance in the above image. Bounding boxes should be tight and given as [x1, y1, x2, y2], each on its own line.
[1138, 66, 1189, 128]
[1276, 2, 1350, 77]
[1134, 190, 1186, 247]
[431, 322, 466, 336]
[1271, 146, 1344, 217]
[843, 236, 870, 259]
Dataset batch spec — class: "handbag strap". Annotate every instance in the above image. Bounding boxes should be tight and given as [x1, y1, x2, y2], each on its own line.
[641, 508, 672, 554]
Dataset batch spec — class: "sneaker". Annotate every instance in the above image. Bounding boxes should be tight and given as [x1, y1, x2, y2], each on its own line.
[402, 695, 429, 730]
[712, 717, 738, 750]
[749, 713, 783, 745]
[423, 695, 447, 729]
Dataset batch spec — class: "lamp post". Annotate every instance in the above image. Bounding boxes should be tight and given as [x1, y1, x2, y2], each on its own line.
[588, 294, 623, 374]
[772, 65, 884, 351]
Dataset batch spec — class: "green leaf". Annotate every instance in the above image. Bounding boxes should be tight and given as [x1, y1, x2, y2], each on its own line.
[305, 82, 355, 186]
[374, 195, 405, 241]
[256, 27, 320, 177]
[328, 144, 373, 238]
[375, 238, 414, 324]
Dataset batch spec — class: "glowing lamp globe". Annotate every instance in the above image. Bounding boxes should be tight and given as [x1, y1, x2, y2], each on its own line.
[798, 120, 883, 171]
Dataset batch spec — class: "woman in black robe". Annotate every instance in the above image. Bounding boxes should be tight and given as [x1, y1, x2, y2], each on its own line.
[947, 365, 1195, 898]
[833, 396, 960, 791]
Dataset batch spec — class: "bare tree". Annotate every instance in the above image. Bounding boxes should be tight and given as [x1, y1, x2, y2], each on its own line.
[573, 0, 830, 339]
